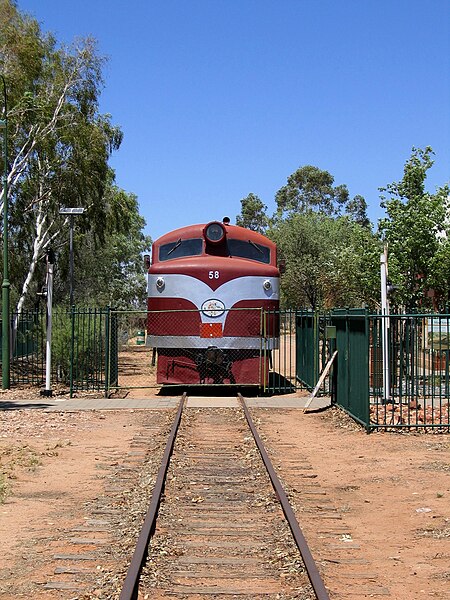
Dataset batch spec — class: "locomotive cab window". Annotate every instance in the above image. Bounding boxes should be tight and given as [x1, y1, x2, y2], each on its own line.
[159, 238, 203, 261]
[228, 239, 271, 264]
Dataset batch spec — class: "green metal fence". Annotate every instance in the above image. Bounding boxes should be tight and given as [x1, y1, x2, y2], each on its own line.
[67, 308, 111, 394]
[264, 309, 297, 394]
[295, 311, 319, 389]
[106, 308, 302, 395]
[325, 310, 450, 431]
[294, 310, 334, 395]
[294, 309, 449, 431]
[369, 313, 450, 430]
[331, 309, 370, 428]
[1, 307, 324, 397]
[1, 307, 449, 431]
[1, 310, 43, 384]
[0, 308, 111, 394]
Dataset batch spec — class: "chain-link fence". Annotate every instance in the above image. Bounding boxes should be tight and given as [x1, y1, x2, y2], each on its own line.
[4, 307, 448, 430]
[0, 307, 327, 396]
[108, 308, 280, 392]
[107, 308, 327, 396]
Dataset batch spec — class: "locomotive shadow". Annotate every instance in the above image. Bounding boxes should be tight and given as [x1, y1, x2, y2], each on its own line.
[267, 371, 297, 395]
[157, 371, 296, 397]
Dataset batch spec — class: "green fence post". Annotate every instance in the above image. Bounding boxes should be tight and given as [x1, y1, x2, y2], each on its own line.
[314, 311, 319, 385]
[69, 306, 75, 397]
[104, 306, 110, 398]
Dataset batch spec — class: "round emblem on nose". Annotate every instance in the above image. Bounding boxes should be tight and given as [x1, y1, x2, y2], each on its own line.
[201, 299, 225, 318]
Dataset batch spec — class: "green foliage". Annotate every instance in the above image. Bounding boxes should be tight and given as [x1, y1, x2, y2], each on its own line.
[1, 0, 151, 312]
[266, 163, 378, 309]
[275, 165, 350, 216]
[54, 184, 151, 309]
[378, 147, 450, 310]
[269, 212, 380, 309]
[51, 310, 106, 384]
[345, 195, 371, 228]
[236, 193, 269, 233]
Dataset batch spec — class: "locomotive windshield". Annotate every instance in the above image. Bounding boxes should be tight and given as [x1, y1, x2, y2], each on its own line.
[228, 239, 270, 264]
[159, 238, 203, 261]
[158, 236, 271, 264]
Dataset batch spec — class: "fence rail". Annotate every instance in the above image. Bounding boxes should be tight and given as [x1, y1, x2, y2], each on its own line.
[0, 308, 111, 393]
[0, 307, 449, 431]
[369, 313, 450, 430]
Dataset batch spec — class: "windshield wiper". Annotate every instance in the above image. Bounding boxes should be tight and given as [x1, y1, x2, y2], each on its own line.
[248, 239, 263, 254]
[167, 238, 182, 255]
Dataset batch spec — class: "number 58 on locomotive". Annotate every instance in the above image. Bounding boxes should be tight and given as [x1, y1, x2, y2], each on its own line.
[146, 218, 281, 386]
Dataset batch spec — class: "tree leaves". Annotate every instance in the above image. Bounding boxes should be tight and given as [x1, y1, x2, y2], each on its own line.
[275, 165, 350, 216]
[235, 164, 380, 310]
[235, 193, 268, 233]
[270, 213, 380, 309]
[378, 147, 450, 310]
[0, 1, 140, 311]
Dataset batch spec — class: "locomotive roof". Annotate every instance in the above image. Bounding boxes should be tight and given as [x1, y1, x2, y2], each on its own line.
[154, 222, 276, 247]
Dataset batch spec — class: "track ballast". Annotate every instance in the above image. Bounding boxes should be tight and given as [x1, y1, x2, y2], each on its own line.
[120, 395, 329, 599]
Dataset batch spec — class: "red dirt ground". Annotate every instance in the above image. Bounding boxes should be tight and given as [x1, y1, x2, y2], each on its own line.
[0, 392, 448, 599]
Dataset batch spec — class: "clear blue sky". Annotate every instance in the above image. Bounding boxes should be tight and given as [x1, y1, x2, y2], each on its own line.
[17, 0, 450, 241]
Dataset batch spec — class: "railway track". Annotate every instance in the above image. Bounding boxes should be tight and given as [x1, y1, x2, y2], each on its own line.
[120, 394, 330, 600]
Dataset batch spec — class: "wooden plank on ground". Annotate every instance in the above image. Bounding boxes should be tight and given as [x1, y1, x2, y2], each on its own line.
[304, 351, 338, 412]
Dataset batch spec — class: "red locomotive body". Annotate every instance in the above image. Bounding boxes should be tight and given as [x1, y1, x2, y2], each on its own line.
[147, 220, 280, 386]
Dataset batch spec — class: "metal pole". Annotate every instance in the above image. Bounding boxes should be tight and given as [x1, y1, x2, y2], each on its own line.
[41, 249, 55, 397]
[1, 75, 10, 389]
[380, 249, 390, 403]
[69, 214, 74, 306]
[59, 207, 84, 307]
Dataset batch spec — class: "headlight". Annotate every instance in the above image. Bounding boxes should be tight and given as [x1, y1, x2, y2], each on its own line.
[204, 221, 226, 244]
[263, 280, 272, 290]
[156, 277, 165, 290]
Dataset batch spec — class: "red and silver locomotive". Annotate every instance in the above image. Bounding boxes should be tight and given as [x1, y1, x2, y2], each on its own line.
[147, 219, 280, 386]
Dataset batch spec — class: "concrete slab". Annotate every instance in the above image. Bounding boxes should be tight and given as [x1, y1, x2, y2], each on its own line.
[246, 396, 330, 410]
[187, 397, 239, 408]
[0, 394, 331, 411]
[43, 398, 179, 411]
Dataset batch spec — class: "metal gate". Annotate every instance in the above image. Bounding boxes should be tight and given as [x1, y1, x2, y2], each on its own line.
[105, 308, 303, 395]
[331, 308, 369, 427]
[295, 311, 319, 389]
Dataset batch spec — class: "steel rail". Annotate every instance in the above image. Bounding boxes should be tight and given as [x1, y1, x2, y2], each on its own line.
[119, 393, 186, 600]
[238, 393, 331, 600]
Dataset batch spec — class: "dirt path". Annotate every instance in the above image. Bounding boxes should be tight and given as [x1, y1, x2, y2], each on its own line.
[0, 408, 171, 598]
[257, 407, 450, 599]
[0, 398, 448, 599]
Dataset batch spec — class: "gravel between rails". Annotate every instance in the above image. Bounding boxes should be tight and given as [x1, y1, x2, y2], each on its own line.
[139, 407, 316, 600]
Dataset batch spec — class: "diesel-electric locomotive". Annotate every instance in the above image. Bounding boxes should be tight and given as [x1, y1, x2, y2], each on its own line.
[147, 219, 280, 386]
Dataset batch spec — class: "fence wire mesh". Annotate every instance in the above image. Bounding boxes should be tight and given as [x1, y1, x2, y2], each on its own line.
[1, 308, 109, 393]
[109, 308, 276, 390]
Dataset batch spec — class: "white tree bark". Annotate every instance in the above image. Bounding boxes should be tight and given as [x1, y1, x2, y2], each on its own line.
[1, 65, 81, 320]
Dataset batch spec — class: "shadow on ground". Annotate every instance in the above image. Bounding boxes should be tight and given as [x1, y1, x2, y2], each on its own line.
[0, 400, 55, 411]
[156, 372, 297, 398]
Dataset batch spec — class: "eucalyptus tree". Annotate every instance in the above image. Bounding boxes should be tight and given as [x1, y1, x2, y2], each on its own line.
[275, 165, 350, 216]
[271, 164, 377, 309]
[270, 212, 380, 310]
[53, 185, 152, 309]
[235, 193, 269, 233]
[0, 0, 122, 313]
